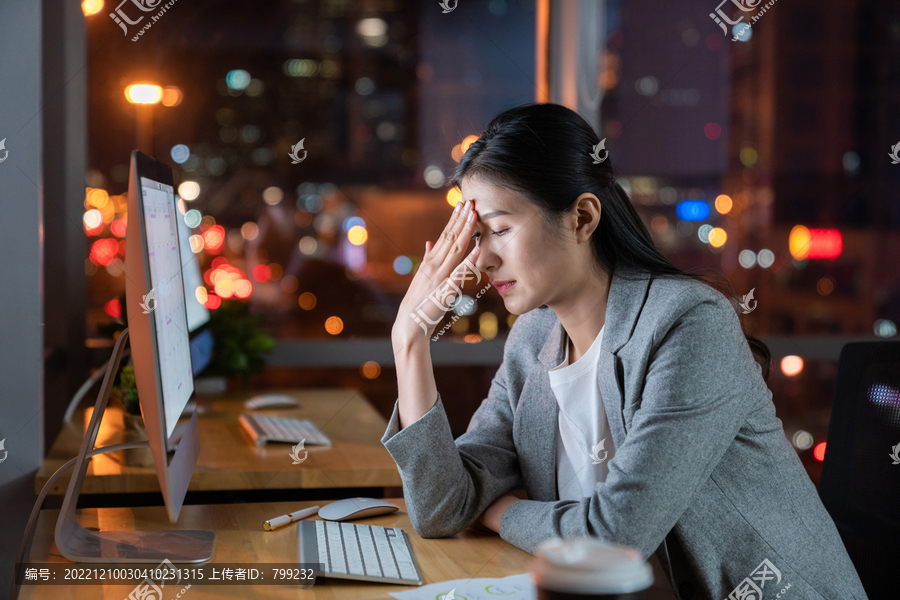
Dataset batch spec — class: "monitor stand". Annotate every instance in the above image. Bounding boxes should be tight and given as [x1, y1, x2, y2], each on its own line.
[54, 328, 215, 563]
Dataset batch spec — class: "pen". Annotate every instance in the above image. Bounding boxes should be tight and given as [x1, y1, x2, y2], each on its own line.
[263, 505, 320, 531]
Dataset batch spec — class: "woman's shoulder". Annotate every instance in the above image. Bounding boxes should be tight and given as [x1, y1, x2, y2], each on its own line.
[645, 272, 737, 316]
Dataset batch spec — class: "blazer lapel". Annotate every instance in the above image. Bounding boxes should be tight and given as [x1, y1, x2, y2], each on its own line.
[517, 318, 565, 502]
[522, 268, 651, 499]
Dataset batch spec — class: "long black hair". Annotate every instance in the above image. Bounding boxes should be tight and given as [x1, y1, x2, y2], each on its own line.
[450, 103, 772, 381]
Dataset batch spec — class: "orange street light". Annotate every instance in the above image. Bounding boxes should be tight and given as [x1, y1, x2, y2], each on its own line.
[82, 0, 103, 16]
[125, 84, 163, 104]
[126, 84, 163, 153]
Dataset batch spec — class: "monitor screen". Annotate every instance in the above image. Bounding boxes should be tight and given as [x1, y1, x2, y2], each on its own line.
[176, 199, 210, 333]
[141, 176, 194, 439]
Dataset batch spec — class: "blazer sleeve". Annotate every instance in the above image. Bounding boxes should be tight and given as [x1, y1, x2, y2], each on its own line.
[498, 289, 762, 557]
[381, 358, 523, 538]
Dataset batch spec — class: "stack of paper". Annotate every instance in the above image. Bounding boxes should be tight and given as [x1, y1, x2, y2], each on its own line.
[389, 573, 535, 600]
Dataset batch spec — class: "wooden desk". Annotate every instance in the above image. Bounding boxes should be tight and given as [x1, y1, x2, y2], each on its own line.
[19, 498, 534, 600]
[36, 388, 402, 496]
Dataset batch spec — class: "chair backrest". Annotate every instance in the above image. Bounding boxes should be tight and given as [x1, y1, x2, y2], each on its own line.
[819, 340, 900, 600]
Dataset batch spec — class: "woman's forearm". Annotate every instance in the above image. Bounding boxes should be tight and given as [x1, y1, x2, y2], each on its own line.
[394, 335, 439, 429]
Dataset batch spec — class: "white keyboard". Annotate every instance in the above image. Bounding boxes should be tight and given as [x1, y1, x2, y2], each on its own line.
[298, 520, 422, 585]
[238, 414, 332, 447]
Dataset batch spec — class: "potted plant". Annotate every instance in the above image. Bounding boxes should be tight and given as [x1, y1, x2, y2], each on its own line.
[204, 299, 276, 387]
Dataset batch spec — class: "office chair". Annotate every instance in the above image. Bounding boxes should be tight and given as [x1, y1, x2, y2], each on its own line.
[819, 341, 900, 600]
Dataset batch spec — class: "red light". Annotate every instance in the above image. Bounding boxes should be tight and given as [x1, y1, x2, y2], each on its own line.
[211, 256, 229, 268]
[204, 293, 222, 310]
[118, 239, 126, 256]
[91, 238, 119, 266]
[110, 218, 127, 238]
[104, 298, 122, 318]
[252, 264, 271, 282]
[813, 442, 827, 462]
[704, 122, 722, 140]
[807, 228, 843, 260]
[84, 222, 104, 236]
[202, 225, 225, 253]
[234, 279, 253, 299]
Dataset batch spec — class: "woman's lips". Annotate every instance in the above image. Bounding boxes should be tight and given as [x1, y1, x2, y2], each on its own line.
[493, 280, 516, 294]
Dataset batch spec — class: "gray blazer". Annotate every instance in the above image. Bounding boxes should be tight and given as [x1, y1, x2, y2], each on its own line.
[382, 267, 868, 600]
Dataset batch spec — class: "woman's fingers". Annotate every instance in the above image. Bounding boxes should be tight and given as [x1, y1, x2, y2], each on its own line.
[439, 202, 479, 273]
[429, 201, 472, 267]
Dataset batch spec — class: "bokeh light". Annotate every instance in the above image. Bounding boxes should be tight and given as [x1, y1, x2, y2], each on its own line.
[298, 292, 317, 310]
[325, 316, 344, 335]
[170, 144, 190, 164]
[780, 355, 804, 377]
[703, 122, 722, 140]
[125, 84, 163, 104]
[813, 442, 827, 462]
[188, 234, 204, 253]
[161, 86, 183, 107]
[104, 298, 121, 318]
[757, 249, 775, 268]
[708, 227, 727, 248]
[298, 236, 318, 255]
[874, 319, 898, 337]
[715, 194, 733, 214]
[178, 181, 200, 201]
[424, 165, 444, 188]
[83, 209, 103, 230]
[252, 264, 271, 282]
[446, 187, 462, 207]
[393, 256, 413, 275]
[347, 225, 368, 245]
[738, 249, 757, 268]
[262, 186, 283, 205]
[184, 209, 202, 229]
[241, 222, 259, 241]
[675, 200, 710, 222]
[792, 430, 814, 450]
[226, 69, 251, 90]
[360, 361, 381, 379]
[816, 276, 835, 296]
[82, 0, 103, 16]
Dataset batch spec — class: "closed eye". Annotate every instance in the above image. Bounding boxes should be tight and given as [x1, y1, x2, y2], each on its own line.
[471, 228, 509, 241]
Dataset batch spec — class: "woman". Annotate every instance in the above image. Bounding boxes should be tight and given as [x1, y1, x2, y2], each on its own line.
[382, 103, 867, 600]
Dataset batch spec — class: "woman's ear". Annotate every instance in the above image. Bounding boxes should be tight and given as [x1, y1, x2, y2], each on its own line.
[573, 193, 602, 243]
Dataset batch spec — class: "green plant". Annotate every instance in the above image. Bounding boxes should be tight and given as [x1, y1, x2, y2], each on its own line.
[205, 299, 276, 385]
[111, 363, 142, 415]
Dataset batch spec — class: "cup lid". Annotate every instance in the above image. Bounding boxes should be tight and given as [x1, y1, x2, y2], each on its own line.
[529, 537, 653, 594]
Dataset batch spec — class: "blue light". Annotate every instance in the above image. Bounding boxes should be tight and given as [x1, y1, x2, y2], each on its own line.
[226, 69, 251, 90]
[393, 256, 413, 275]
[676, 200, 711, 222]
[732, 23, 752, 42]
[342, 216, 366, 233]
[170, 144, 190, 164]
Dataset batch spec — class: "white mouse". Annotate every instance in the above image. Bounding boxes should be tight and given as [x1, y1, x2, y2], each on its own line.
[318, 498, 400, 522]
[243, 394, 300, 410]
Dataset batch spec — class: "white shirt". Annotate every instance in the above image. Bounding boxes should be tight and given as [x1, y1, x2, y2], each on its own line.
[548, 325, 616, 501]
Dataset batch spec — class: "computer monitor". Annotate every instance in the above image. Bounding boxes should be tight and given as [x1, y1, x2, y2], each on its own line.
[125, 150, 202, 517]
[54, 150, 214, 563]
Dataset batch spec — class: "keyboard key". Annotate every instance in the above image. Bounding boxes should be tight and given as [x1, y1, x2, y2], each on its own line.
[389, 533, 417, 580]
[356, 524, 382, 577]
[315, 521, 330, 571]
[372, 526, 400, 579]
[341, 523, 365, 576]
[325, 521, 347, 574]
